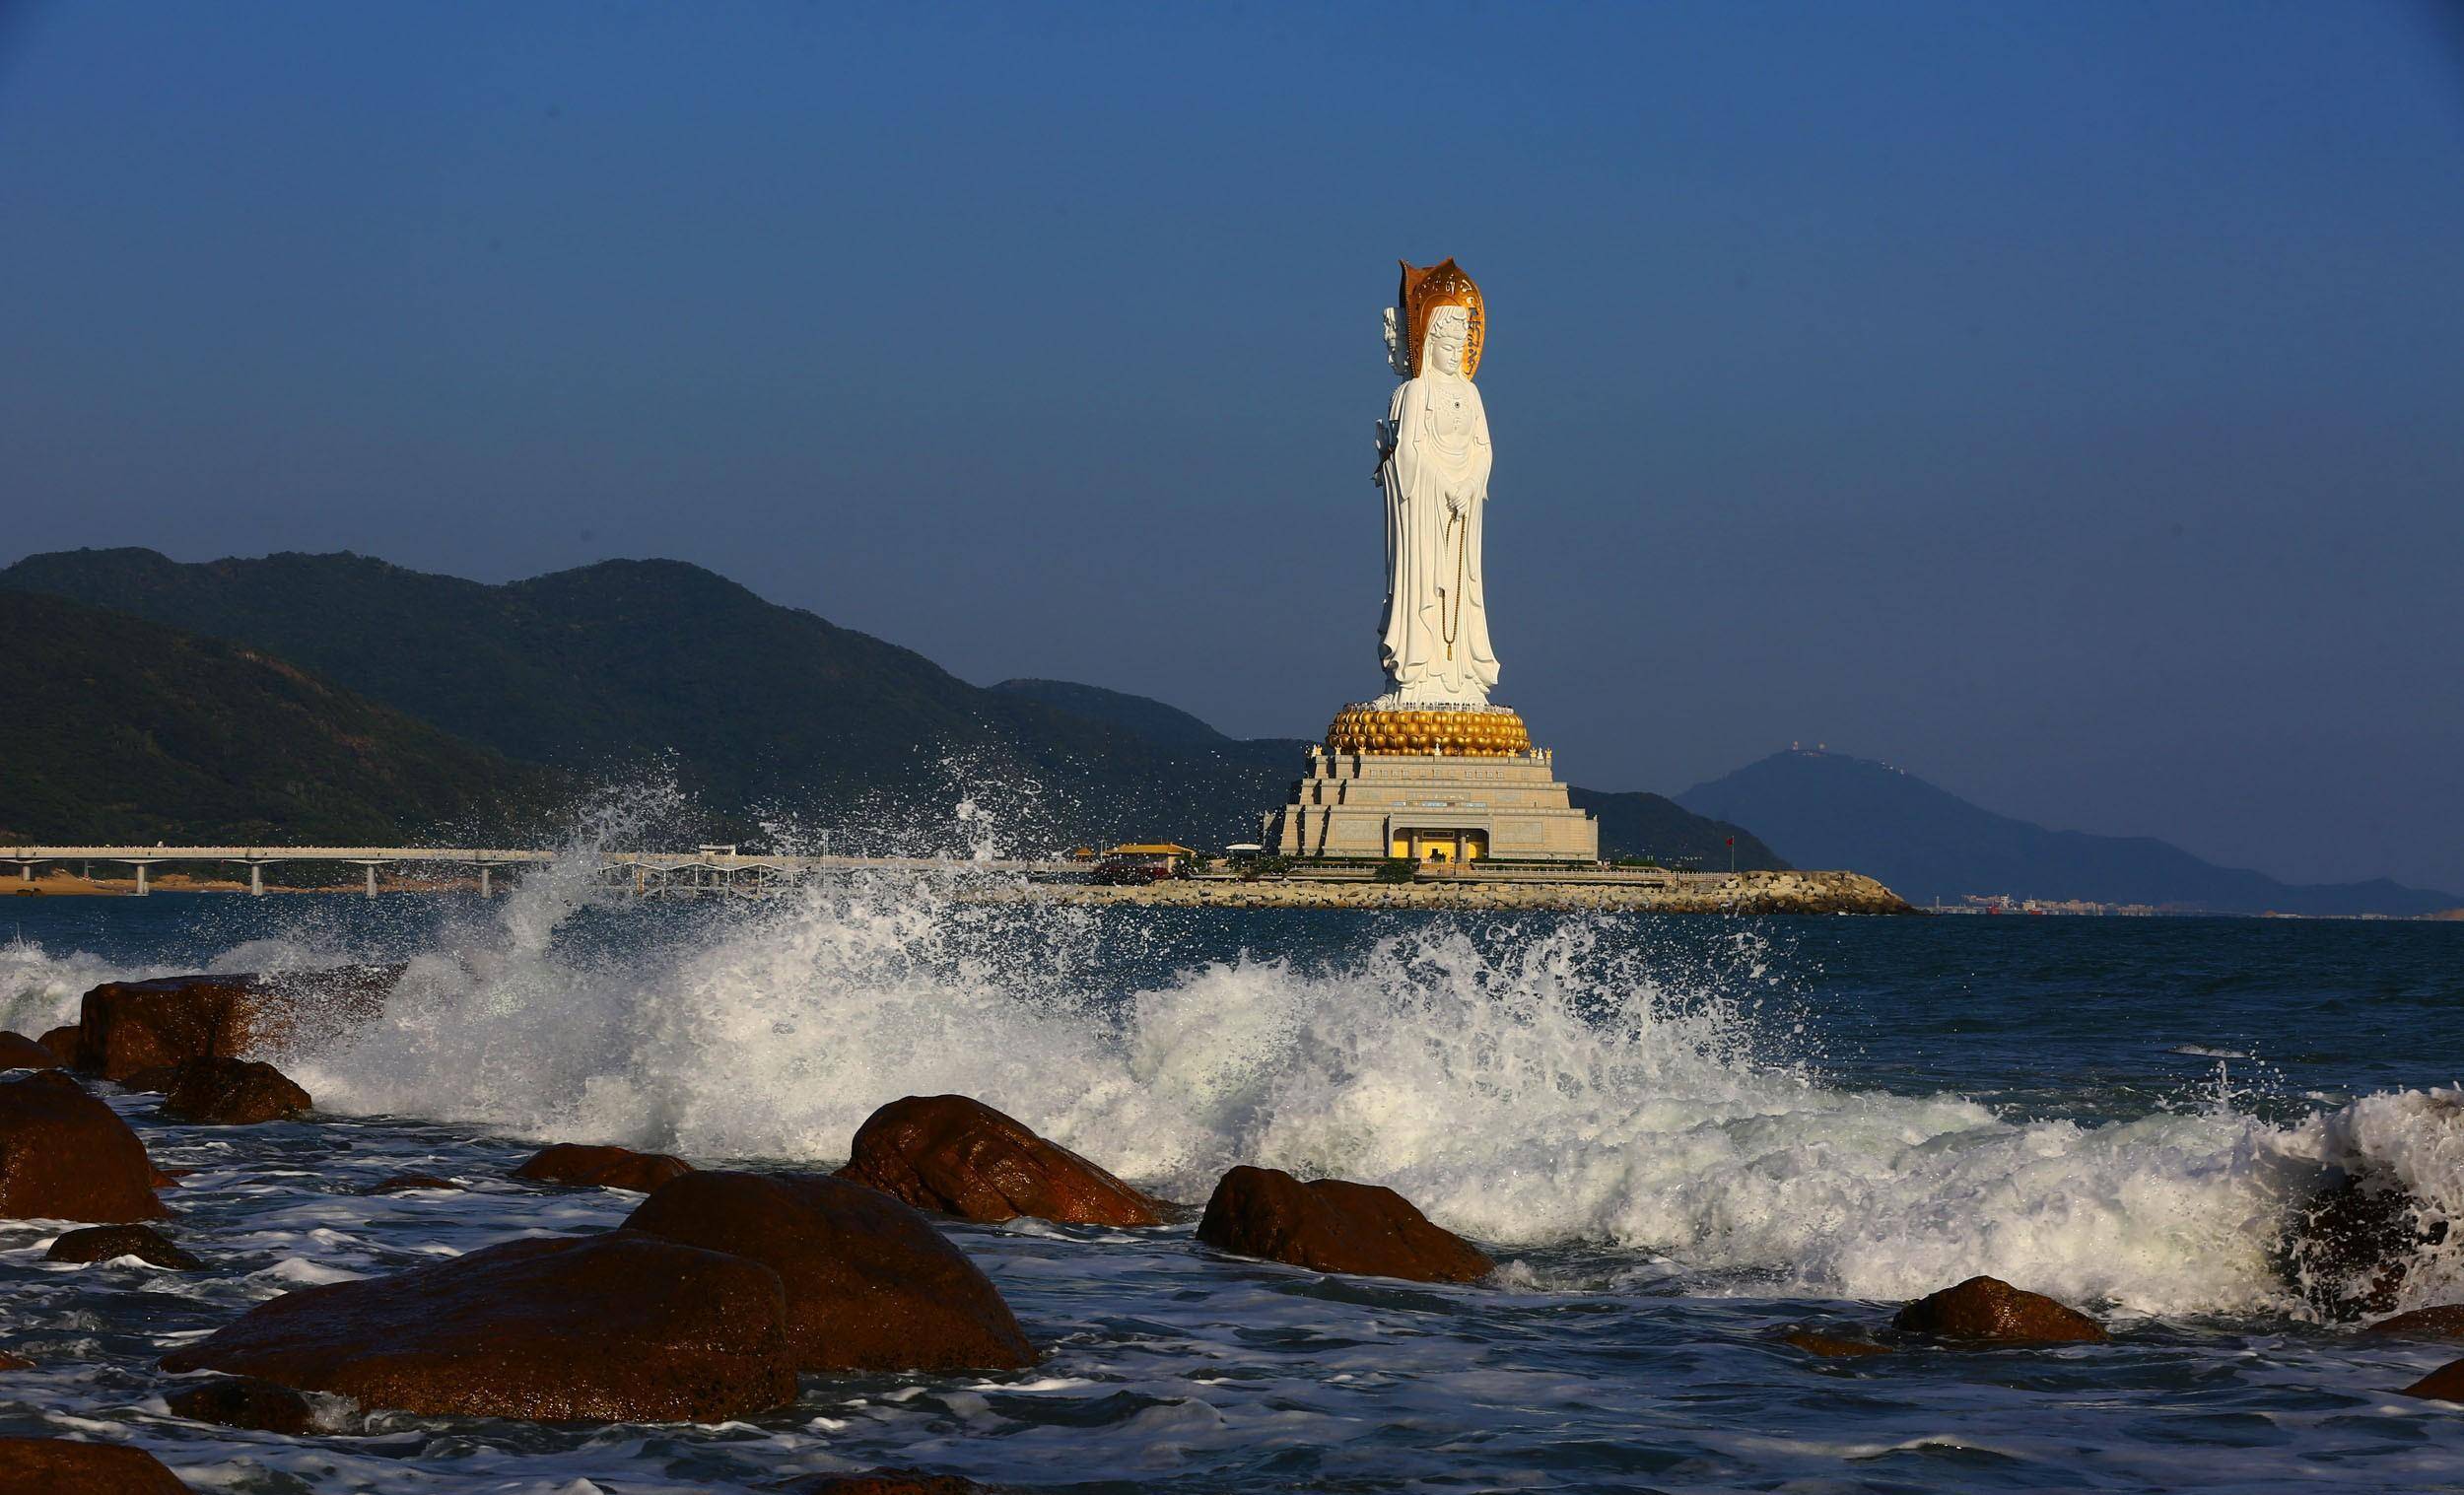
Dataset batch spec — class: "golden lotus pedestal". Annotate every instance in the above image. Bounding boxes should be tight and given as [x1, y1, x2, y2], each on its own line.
[1259, 705, 1600, 865]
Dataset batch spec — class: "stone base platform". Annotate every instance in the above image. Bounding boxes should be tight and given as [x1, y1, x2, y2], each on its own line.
[1262, 748, 1600, 863]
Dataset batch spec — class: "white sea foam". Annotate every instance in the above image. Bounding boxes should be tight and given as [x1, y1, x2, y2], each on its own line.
[19, 844, 2463, 1322]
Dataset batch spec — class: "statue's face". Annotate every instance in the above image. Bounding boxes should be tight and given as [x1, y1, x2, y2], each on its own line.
[1426, 306, 1470, 375]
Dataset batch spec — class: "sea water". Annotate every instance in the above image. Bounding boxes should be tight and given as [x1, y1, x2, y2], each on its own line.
[2, 871, 2462, 1492]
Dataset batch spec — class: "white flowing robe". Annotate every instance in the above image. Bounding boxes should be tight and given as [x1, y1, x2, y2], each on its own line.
[1378, 370, 1498, 705]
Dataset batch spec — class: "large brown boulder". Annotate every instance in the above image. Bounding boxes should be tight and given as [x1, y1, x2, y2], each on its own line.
[46, 1224, 201, 1270]
[159, 1057, 311, 1124]
[513, 1143, 692, 1192]
[35, 1027, 80, 1067]
[2365, 1305, 2464, 1338]
[0, 1033, 61, 1071]
[0, 1438, 192, 1494]
[1890, 1276, 2109, 1343]
[2403, 1358, 2464, 1401]
[161, 1231, 794, 1421]
[0, 1070, 165, 1222]
[1194, 1165, 1492, 1283]
[625, 1170, 1033, 1373]
[836, 1095, 1163, 1227]
[73, 966, 397, 1081]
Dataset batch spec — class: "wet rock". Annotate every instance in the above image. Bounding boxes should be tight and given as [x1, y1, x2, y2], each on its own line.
[836, 1095, 1164, 1227]
[365, 1173, 464, 1194]
[150, 1167, 188, 1189]
[160, 1231, 795, 1421]
[2281, 1169, 2445, 1320]
[1194, 1165, 1493, 1283]
[2402, 1358, 2464, 1401]
[513, 1142, 692, 1191]
[46, 1224, 202, 1270]
[159, 1057, 311, 1125]
[625, 1170, 1033, 1373]
[117, 1068, 180, 1095]
[2364, 1305, 2464, 1338]
[781, 1473, 1000, 1494]
[164, 1375, 318, 1435]
[35, 1028, 80, 1067]
[1779, 1327, 1893, 1357]
[1890, 1276, 2108, 1343]
[0, 1033, 61, 1071]
[73, 966, 398, 1081]
[0, 1069, 166, 1222]
[0, 1437, 193, 1494]
[0, 1352, 30, 1372]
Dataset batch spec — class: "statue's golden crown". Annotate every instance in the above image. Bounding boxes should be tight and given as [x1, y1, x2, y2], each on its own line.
[1398, 257, 1484, 379]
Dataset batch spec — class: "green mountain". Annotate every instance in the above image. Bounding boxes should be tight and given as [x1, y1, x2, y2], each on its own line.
[0, 549, 1291, 851]
[991, 678, 1256, 753]
[0, 547, 1776, 864]
[1570, 788, 1785, 870]
[1679, 748, 2458, 917]
[0, 589, 558, 846]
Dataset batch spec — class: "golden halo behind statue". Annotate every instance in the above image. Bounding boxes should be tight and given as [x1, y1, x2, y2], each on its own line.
[1398, 257, 1484, 380]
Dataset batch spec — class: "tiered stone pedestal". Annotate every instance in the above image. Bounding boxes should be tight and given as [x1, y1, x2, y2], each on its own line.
[1262, 745, 1599, 863]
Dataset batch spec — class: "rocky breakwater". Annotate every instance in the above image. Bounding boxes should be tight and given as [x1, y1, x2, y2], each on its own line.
[995, 868, 1918, 916]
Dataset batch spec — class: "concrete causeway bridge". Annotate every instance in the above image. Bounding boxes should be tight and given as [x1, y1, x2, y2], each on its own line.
[3, 846, 1074, 897]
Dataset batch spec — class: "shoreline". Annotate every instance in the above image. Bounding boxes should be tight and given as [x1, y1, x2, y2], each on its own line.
[973, 868, 1921, 916]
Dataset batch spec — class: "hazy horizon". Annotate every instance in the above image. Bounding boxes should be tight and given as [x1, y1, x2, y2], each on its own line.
[6, 2, 2460, 890]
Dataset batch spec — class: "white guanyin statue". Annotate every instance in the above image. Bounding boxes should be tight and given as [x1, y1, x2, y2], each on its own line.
[1375, 258, 1498, 709]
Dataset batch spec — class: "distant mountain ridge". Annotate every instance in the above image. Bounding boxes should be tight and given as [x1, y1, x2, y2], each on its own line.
[0, 548, 1772, 866]
[0, 589, 560, 846]
[1680, 749, 2458, 917]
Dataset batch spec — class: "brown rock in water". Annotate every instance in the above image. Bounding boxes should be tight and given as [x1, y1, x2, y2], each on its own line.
[836, 1095, 1164, 1227]
[73, 966, 398, 1081]
[1194, 1165, 1492, 1283]
[0, 1352, 31, 1371]
[1890, 1276, 2108, 1343]
[46, 1224, 202, 1270]
[2365, 1305, 2464, 1338]
[2282, 1169, 2446, 1321]
[159, 1057, 311, 1124]
[0, 1069, 166, 1222]
[625, 1170, 1033, 1373]
[149, 1167, 187, 1189]
[160, 1231, 794, 1421]
[2403, 1358, 2464, 1402]
[35, 1027, 80, 1067]
[165, 1375, 318, 1435]
[782, 1473, 1001, 1494]
[118, 1067, 180, 1095]
[1780, 1327, 1894, 1358]
[513, 1142, 692, 1191]
[365, 1173, 464, 1194]
[0, 1033, 61, 1071]
[0, 1437, 193, 1494]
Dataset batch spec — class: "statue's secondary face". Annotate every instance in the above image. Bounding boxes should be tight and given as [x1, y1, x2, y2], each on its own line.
[1426, 306, 1470, 376]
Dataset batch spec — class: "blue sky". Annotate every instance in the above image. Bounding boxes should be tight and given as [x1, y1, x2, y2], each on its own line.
[5, 1, 2461, 890]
